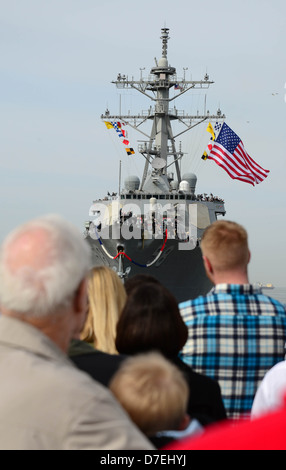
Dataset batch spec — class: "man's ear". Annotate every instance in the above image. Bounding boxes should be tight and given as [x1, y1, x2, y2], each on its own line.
[70, 277, 89, 340]
[202, 254, 215, 283]
[203, 255, 213, 275]
[73, 277, 88, 315]
[177, 413, 191, 431]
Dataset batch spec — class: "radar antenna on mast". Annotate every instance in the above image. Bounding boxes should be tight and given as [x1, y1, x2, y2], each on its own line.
[160, 27, 170, 58]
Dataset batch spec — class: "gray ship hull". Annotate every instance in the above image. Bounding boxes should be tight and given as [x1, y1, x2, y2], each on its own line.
[85, 232, 213, 303]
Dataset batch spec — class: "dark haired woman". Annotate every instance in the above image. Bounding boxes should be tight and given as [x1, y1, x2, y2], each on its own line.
[116, 282, 227, 427]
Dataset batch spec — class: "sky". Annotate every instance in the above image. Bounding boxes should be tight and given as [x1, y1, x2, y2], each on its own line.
[0, 0, 286, 286]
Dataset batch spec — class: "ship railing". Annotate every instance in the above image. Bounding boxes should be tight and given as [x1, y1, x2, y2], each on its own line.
[120, 193, 196, 201]
[119, 193, 225, 206]
[138, 143, 182, 155]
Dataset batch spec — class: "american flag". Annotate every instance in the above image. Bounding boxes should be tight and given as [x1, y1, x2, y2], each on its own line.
[207, 123, 269, 185]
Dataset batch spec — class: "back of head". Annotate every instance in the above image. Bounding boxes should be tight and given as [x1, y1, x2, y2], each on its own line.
[201, 220, 249, 272]
[124, 274, 160, 296]
[109, 352, 189, 436]
[81, 266, 127, 354]
[0, 214, 91, 317]
[115, 282, 188, 358]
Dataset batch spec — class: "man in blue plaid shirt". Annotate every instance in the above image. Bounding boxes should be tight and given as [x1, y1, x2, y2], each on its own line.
[179, 220, 286, 420]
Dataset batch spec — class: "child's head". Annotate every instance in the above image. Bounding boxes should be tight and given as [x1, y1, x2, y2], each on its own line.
[109, 352, 189, 436]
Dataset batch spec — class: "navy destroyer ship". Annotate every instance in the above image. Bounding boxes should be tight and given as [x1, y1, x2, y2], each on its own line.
[84, 28, 226, 302]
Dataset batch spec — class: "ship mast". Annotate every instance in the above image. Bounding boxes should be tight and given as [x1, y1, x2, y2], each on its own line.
[101, 27, 224, 193]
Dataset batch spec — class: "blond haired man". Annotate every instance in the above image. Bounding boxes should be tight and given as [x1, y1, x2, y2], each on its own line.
[179, 220, 286, 420]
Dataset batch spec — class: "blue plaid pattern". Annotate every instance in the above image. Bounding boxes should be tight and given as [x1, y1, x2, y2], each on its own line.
[179, 284, 286, 420]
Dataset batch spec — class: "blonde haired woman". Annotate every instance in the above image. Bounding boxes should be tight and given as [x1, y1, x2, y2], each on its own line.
[80, 266, 127, 354]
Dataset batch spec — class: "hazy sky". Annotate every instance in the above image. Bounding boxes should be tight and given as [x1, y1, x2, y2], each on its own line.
[1, 0, 285, 286]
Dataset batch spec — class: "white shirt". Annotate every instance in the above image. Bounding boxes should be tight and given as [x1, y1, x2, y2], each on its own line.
[251, 361, 286, 419]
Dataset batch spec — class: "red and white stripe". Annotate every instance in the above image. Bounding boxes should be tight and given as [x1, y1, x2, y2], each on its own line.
[208, 141, 269, 186]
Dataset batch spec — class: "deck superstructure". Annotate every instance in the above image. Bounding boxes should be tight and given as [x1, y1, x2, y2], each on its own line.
[84, 28, 226, 302]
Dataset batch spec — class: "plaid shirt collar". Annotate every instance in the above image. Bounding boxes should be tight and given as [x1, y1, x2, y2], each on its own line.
[208, 283, 263, 296]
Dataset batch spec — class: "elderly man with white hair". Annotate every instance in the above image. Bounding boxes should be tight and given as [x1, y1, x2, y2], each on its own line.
[0, 214, 154, 450]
